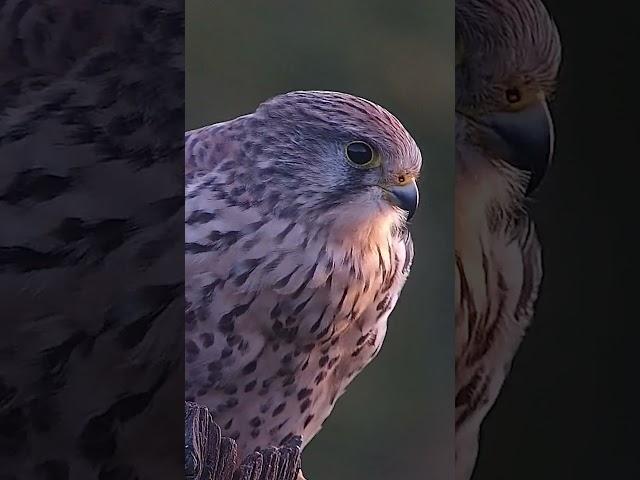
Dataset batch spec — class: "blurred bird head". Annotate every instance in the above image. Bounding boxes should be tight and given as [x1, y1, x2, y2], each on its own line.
[456, 0, 561, 204]
[216, 91, 422, 242]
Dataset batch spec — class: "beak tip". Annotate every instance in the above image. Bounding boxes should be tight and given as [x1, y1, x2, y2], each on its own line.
[386, 180, 419, 221]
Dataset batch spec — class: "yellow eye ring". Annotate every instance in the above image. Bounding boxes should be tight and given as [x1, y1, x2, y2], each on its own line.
[345, 141, 379, 169]
[396, 174, 411, 186]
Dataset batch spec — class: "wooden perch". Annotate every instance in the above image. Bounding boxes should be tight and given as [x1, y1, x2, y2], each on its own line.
[185, 402, 302, 480]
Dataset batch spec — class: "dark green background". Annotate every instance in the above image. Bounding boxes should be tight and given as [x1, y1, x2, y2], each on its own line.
[186, 1, 454, 478]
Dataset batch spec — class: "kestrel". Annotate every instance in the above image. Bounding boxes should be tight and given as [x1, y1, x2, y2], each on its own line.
[454, 0, 561, 478]
[185, 91, 421, 466]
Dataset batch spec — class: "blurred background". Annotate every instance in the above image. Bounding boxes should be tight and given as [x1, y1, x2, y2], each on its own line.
[186, 1, 454, 479]
[473, 2, 640, 479]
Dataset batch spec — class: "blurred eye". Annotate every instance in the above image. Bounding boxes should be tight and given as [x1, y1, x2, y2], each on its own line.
[346, 141, 376, 167]
[506, 87, 522, 104]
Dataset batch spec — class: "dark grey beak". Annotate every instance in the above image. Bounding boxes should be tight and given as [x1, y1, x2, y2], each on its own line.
[386, 180, 419, 220]
[478, 99, 554, 195]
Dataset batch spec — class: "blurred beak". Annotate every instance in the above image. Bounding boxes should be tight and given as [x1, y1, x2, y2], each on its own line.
[477, 98, 554, 195]
[383, 179, 419, 220]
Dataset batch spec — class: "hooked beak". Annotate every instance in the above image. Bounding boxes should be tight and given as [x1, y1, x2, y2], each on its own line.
[476, 98, 554, 195]
[383, 179, 419, 220]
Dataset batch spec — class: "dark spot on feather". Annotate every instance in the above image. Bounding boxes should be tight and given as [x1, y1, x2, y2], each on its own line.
[200, 333, 214, 348]
[310, 306, 328, 333]
[185, 243, 210, 254]
[300, 399, 311, 413]
[276, 223, 295, 242]
[186, 210, 215, 224]
[282, 375, 295, 387]
[242, 361, 257, 375]
[304, 415, 314, 428]
[250, 417, 262, 428]
[274, 266, 300, 289]
[223, 384, 237, 395]
[0, 169, 72, 204]
[273, 403, 286, 417]
[297, 388, 312, 400]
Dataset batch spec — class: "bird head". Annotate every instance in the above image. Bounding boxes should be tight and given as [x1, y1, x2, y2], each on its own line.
[242, 91, 422, 241]
[456, 0, 561, 198]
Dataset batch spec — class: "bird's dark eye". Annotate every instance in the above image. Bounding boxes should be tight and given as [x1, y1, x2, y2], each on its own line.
[506, 87, 522, 104]
[346, 141, 376, 167]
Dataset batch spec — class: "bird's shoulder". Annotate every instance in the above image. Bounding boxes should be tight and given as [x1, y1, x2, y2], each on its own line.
[185, 114, 255, 178]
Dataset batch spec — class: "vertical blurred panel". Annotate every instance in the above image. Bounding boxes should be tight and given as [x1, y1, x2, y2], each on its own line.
[454, 0, 561, 478]
[0, 2, 184, 479]
[186, 1, 455, 479]
[458, 2, 640, 479]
